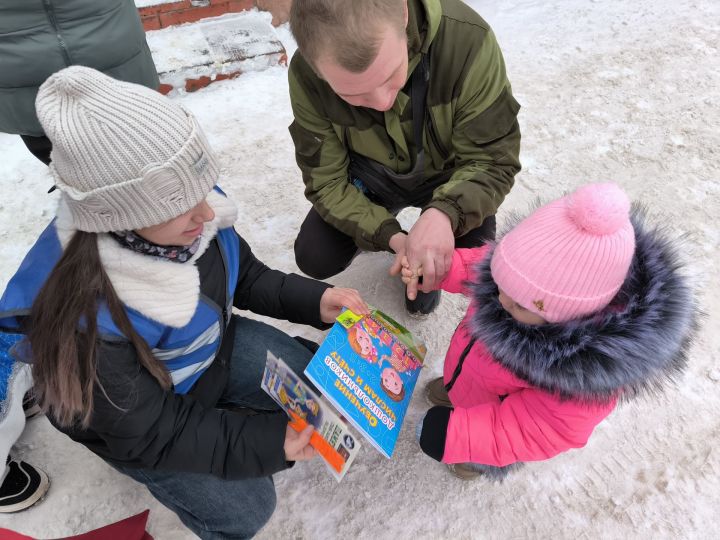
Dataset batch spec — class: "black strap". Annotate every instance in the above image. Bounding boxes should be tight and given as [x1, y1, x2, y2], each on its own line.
[445, 337, 476, 393]
[410, 54, 430, 170]
[346, 54, 433, 211]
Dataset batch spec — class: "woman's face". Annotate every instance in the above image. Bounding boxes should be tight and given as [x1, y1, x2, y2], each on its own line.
[356, 326, 375, 356]
[498, 288, 547, 326]
[135, 199, 215, 246]
[381, 367, 403, 396]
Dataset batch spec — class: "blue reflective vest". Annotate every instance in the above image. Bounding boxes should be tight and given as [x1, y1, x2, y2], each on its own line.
[0, 222, 239, 394]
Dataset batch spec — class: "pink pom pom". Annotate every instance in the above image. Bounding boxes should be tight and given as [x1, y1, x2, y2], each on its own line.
[567, 183, 631, 235]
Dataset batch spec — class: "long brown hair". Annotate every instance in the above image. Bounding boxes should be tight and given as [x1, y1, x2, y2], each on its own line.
[29, 231, 171, 428]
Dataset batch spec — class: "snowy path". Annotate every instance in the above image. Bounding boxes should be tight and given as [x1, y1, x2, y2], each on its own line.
[2, 0, 718, 538]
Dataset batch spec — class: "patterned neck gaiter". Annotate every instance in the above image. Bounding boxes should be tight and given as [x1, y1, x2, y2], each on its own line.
[110, 229, 201, 263]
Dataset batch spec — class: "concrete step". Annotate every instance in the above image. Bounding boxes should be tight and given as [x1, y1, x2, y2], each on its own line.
[145, 10, 287, 94]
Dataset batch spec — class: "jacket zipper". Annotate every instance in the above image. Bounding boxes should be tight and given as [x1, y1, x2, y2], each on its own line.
[426, 111, 450, 161]
[444, 337, 476, 393]
[42, 0, 73, 65]
[197, 239, 231, 367]
[216, 239, 230, 336]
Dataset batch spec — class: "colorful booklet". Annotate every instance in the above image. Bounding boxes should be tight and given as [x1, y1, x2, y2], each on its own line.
[304, 309, 426, 458]
[261, 352, 361, 481]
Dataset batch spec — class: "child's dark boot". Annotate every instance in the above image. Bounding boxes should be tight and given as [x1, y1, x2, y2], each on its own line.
[447, 463, 484, 480]
[425, 376, 452, 407]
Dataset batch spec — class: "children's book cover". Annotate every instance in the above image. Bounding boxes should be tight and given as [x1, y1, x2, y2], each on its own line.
[304, 309, 426, 458]
[261, 353, 361, 481]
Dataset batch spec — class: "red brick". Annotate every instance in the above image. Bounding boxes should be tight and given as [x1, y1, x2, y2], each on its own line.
[184, 71, 242, 92]
[185, 75, 212, 92]
[158, 83, 175, 95]
[138, 1, 191, 17]
[226, 0, 255, 13]
[215, 71, 242, 82]
[160, 2, 257, 26]
[140, 14, 162, 31]
[257, 0, 291, 26]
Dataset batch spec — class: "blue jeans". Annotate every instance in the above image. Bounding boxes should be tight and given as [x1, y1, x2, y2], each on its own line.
[113, 316, 315, 539]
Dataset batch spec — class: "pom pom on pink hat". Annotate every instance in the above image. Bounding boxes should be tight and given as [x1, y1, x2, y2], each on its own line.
[491, 183, 636, 323]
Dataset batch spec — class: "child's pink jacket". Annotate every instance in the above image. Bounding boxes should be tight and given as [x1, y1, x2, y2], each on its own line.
[438, 247, 616, 466]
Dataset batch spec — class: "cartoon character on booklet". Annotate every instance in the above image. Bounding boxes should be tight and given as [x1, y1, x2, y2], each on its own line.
[379, 363, 405, 403]
[279, 383, 323, 428]
[380, 342, 422, 373]
[347, 322, 378, 362]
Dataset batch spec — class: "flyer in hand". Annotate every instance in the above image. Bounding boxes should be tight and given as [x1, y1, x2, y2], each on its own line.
[261, 353, 361, 481]
[304, 309, 426, 458]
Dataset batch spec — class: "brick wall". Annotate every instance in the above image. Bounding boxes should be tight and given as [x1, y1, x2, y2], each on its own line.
[138, 0, 292, 31]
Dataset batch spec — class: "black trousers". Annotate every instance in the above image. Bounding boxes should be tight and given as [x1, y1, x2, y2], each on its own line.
[294, 208, 496, 280]
[20, 135, 52, 166]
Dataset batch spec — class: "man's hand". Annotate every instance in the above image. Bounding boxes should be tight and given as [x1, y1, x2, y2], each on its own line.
[319, 287, 370, 323]
[404, 208, 454, 293]
[284, 424, 316, 462]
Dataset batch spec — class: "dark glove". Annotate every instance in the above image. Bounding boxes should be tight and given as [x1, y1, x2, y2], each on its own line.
[419, 406, 452, 462]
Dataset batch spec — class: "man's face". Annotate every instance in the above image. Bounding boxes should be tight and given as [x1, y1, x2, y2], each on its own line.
[316, 24, 409, 112]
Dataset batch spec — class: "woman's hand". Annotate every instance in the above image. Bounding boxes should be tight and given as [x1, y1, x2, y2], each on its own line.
[284, 424, 317, 462]
[319, 287, 370, 323]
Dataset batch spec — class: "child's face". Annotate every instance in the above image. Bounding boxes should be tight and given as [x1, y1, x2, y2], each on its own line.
[381, 367, 403, 396]
[498, 288, 547, 326]
[135, 198, 215, 246]
[355, 326, 375, 356]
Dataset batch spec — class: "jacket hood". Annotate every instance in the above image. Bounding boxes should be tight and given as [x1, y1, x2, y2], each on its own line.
[469, 204, 700, 403]
[407, 0, 441, 58]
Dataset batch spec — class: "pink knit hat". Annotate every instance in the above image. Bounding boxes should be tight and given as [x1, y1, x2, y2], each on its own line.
[490, 183, 636, 323]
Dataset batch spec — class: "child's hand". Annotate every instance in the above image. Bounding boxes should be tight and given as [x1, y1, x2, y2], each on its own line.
[319, 287, 369, 323]
[284, 424, 317, 462]
[400, 258, 423, 301]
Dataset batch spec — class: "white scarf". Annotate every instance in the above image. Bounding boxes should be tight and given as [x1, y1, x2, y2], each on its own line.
[55, 190, 238, 328]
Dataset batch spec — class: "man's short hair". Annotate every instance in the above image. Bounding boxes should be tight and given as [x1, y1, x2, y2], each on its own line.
[290, 0, 406, 73]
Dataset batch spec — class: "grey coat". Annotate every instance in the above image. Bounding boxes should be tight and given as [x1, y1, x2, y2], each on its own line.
[0, 0, 159, 136]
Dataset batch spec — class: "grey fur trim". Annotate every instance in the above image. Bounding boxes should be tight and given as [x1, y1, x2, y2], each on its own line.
[468, 204, 701, 403]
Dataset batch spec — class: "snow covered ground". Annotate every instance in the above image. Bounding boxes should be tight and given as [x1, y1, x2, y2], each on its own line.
[2, 0, 719, 538]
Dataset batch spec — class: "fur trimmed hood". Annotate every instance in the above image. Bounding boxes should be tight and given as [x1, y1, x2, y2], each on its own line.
[469, 205, 700, 402]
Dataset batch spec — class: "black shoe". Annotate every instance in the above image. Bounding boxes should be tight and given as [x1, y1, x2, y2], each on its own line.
[405, 290, 441, 316]
[22, 391, 42, 420]
[0, 458, 49, 513]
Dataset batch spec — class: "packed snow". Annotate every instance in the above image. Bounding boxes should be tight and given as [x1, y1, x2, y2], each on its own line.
[1, 0, 718, 538]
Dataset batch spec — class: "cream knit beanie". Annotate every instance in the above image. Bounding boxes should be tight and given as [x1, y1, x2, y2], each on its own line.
[36, 66, 219, 232]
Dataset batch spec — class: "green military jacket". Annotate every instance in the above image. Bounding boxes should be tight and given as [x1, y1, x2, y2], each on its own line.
[288, 0, 522, 252]
[0, 0, 159, 136]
